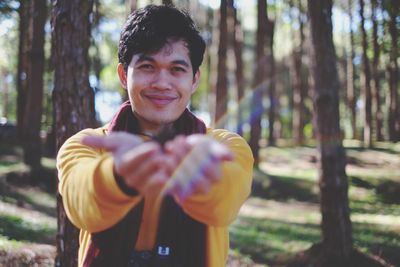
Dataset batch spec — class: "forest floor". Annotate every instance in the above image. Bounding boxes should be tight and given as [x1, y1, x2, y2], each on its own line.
[0, 140, 399, 267]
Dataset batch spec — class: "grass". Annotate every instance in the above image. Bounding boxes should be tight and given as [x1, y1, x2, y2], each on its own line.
[0, 214, 56, 244]
[0, 142, 399, 266]
[0, 143, 57, 266]
[230, 143, 400, 266]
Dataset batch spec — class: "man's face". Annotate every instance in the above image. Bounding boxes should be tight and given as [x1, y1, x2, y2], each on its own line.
[118, 40, 200, 134]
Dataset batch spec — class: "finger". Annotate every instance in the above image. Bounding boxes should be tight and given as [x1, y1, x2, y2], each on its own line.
[164, 135, 186, 152]
[131, 153, 164, 180]
[169, 180, 194, 199]
[172, 173, 211, 199]
[201, 162, 222, 183]
[165, 138, 192, 165]
[82, 133, 142, 152]
[142, 169, 169, 194]
[186, 135, 234, 162]
[163, 155, 177, 176]
[208, 142, 234, 161]
[191, 176, 212, 194]
[117, 143, 162, 177]
[81, 135, 112, 149]
[123, 157, 164, 191]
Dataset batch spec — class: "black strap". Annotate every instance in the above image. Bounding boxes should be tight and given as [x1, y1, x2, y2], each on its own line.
[155, 196, 205, 267]
[84, 200, 145, 267]
[128, 196, 206, 267]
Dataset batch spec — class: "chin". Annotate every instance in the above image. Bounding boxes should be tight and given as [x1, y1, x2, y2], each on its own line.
[146, 115, 177, 125]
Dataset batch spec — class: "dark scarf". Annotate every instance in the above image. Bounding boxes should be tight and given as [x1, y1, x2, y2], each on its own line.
[83, 101, 207, 267]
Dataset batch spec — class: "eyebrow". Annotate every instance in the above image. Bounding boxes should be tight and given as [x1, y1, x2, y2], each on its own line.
[135, 55, 190, 68]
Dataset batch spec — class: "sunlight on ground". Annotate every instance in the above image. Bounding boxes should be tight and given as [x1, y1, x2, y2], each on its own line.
[347, 165, 400, 181]
[0, 201, 55, 226]
[239, 197, 320, 225]
[0, 162, 27, 176]
[259, 162, 318, 182]
[0, 236, 22, 250]
[41, 157, 56, 170]
[240, 197, 400, 231]
[351, 213, 400, 229]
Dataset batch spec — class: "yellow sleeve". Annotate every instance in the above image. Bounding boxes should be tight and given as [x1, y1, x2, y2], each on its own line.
[177, 129, 253, 227]
[57, 127, 142, 233]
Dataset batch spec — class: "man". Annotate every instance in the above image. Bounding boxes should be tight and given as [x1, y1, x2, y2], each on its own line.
[57, 4, 253, 267]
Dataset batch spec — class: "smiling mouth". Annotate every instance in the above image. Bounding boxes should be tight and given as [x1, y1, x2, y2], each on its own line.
[144, 93, 178, 106]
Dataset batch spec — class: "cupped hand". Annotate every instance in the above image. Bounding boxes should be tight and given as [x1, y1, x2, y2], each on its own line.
[162, 134, 234, 199]
[82, 132, 172, 195]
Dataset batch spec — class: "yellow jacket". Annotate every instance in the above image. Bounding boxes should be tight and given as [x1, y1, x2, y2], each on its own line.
[57, 126, 253, 267]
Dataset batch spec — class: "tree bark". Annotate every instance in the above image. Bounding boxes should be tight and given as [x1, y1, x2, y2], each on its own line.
[308, 0, 353, 262]
[1, 70, 9, 118]
[387, 1, 399, 142]
[22, 0, 47, 170]
[290, 0, 306, 145]
[249, 0, 267, 164]
[16, 0, 30, 141]
[346, 0, 357, 140]
[371, 0, 383, 141]
[228, 0, 245, 136]
[215, 0, 228, 125]
[359, 0, 373, 147]
[266, 18, 276, 146]
[51, 0, 95, 266]
[130, 0, 137, 12]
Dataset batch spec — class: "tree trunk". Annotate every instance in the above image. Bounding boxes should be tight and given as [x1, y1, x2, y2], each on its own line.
[207, 6, 217, 124]
[371, 0, 383, 141]
[130, 0, 137, 12]
[51, 0, 95, 266]
[1, 70, 9, 118]
[228, 0, 245, 136]
[359, 0, 373, 147]
[308, 0, 353, 262]
[387, 1, 399, 142]
[22, 0, 47, 170]
[249, 0, 267, 164]
[92, 0, 102, 87]
[290, 0, 306, 145]
[346, 0, 357, 140]
[215, 0, 228, 126]
[16, 0, 30, 141]
[266, 18, 276, 146]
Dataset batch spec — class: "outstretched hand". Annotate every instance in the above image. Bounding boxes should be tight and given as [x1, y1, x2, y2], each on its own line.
[162, 134, 234, 199]
[82, 133, 233, 198]
[82, 133, 173, 195]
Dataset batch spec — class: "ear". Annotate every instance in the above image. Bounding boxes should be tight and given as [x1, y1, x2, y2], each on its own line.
[191, 70, 200, 94]
[117, 63, 127, 89]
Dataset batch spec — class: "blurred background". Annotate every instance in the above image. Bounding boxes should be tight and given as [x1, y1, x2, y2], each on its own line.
[0, 0, 399, 266]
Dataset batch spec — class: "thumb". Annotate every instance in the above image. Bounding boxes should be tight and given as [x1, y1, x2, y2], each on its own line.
[209, 142, 234, 161]
[81, 135, 118, 151]
[81, 132, 142, 152]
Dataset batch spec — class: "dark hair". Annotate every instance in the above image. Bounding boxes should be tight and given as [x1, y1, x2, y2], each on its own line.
[118, 5, 206, 75]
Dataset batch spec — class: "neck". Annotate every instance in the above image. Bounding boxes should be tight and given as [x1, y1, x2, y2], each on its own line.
[135, 114, 174, 137]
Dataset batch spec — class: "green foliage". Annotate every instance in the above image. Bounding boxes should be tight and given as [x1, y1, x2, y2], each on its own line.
[0, 10, 18, 121]
[0, 214, 55, 244]
[0, 0, 18, 16]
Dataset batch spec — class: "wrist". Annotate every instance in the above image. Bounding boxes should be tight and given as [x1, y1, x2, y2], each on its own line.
[114, 170, 138, 196]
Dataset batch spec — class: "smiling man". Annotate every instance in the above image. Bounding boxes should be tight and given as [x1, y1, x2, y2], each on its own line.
[57, 5, 253, 267]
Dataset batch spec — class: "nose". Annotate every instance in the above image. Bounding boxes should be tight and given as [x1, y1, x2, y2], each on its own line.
[150, 70, 172, 90]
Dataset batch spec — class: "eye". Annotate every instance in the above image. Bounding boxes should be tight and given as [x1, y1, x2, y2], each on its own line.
[138, 64, 154, 70]
[171, 66, 186, 73]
